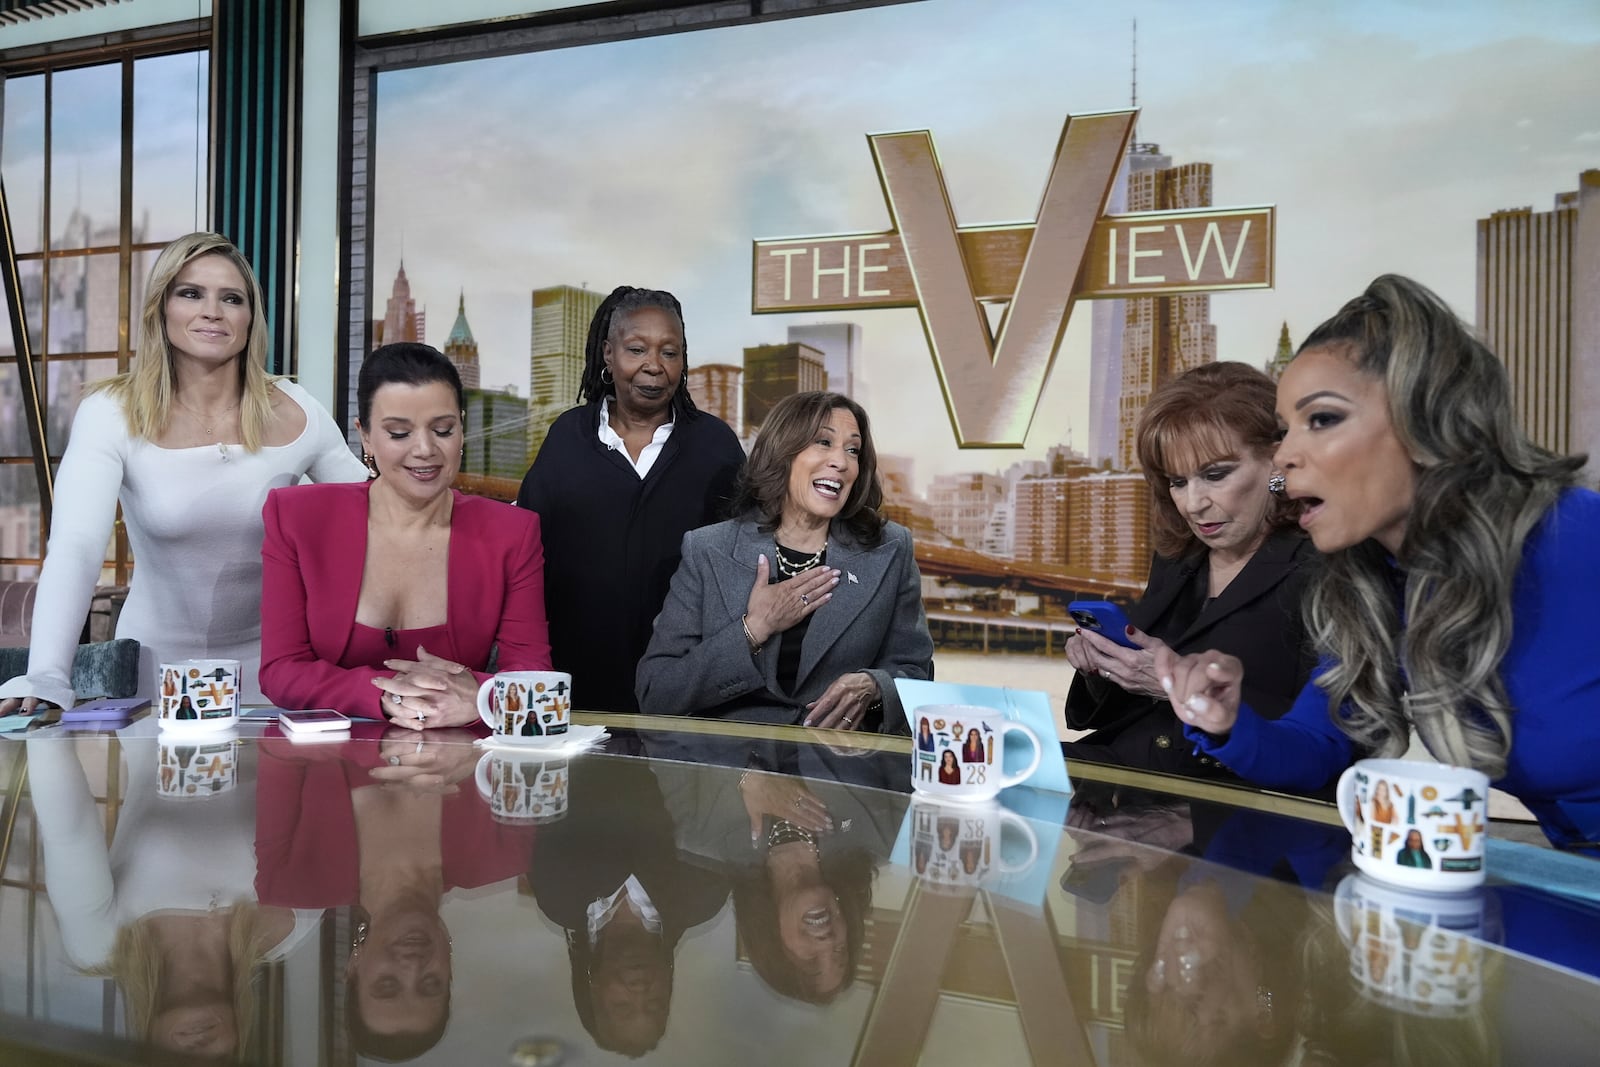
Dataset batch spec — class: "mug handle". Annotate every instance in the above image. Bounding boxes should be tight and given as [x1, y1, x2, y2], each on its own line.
[473, 751, 495, 801]
[994, 721, 1043, 790]
[1335, 765, 1362, 836]
[996, 810, 1040, 875]
[475, 678, 498, 730]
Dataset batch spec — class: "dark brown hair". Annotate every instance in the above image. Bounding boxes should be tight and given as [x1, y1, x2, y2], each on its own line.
[1136, 361, 1296, 558]
[731, 391, 884, 546]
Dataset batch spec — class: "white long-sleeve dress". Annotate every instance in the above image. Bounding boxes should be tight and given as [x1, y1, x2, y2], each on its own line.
[0, 379, 366, 709]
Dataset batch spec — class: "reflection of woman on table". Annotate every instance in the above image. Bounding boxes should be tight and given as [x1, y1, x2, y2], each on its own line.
[27, 733, 314, 1060]
[647, 735, 906, 1005]
[1397, 829, 1432, 868]
[939, 751, 960, 785]
[637, 391, 933, 731]
[0, 232, 365, 715]
[517, 286, 745, 713]
[529, 751, 726, 1057]
[259, 343, 552, 726]
[254, 726, 534, 1059]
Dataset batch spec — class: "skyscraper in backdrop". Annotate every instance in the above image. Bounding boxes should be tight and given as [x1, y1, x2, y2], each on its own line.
[1115, 146, 1217, 470]
[527, 284, 604, 461]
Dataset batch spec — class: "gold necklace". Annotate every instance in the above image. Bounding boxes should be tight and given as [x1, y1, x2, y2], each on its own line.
[173, 395, 240, 437]
[774, 539, 826, 577]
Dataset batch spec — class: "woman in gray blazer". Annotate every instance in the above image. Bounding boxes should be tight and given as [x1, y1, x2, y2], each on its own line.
[636, 392, 933, 733]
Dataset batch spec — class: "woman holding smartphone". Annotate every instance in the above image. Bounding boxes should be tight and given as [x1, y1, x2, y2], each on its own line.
[1062, 362, 1317, 779]
[1160, 276, 1600, 851]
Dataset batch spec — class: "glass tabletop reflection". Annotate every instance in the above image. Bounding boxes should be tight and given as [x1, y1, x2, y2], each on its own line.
[0, 712, 1596, 1066]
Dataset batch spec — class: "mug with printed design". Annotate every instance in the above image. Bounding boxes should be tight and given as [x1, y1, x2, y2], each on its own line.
[1334, 873, 1497, 1015]
[908, 795, 1038, 893]
[475, 671, 572, 742]
[910, 704, 1041, 803]
[1336, 758, 1489, 891]
[156, 733, 239, 799]
[157, 659, 241, 732]
[475, 752, 569, 824]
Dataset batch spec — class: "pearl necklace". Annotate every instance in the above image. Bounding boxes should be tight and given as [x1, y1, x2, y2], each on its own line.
[774, 540, 826, 577]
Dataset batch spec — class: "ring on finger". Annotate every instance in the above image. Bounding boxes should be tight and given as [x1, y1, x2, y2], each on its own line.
[387, 755, 402, 767]
[800, 593, 809, 606]
[390, 692, 404, 705]
[841, 716, 854, 726]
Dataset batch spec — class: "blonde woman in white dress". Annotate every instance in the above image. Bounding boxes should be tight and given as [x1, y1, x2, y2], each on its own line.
[0, 232, 366, 713]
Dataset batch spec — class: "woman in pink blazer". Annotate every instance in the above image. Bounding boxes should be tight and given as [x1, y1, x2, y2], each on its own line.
[260, 343, 551, 726]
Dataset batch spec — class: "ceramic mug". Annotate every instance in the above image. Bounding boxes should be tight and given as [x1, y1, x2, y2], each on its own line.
[1334, 873, 1496, 1015]
[475, 752, 569, 824]
[908, 795, 1038, 893]
[1336, 758, 1489, 890]
[475, 671, 572, 741]
[156, 734, 238, 799]
[910, 704, 1042, 803]
[157, 659, 241, 732]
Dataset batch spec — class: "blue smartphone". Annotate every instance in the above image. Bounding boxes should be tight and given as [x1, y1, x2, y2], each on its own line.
[1068, 600, 1140, 649]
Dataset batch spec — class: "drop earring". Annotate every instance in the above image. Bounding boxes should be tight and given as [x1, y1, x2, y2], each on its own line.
[362, 451, 379, 479]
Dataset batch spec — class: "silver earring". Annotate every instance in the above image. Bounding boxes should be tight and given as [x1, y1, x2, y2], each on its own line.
[600, 366, 614, 386]
[1268, 472, 1286, 494]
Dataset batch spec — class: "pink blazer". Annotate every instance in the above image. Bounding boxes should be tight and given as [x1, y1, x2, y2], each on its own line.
[259, 481, 551, 715]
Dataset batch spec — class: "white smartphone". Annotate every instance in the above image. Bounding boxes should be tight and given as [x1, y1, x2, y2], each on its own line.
[278, 709, 351, 734]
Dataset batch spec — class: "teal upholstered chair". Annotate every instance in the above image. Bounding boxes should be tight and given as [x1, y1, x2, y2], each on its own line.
[0, 639, 142, 702]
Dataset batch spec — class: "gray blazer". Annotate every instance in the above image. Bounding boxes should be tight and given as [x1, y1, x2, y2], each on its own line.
[635, 517, 934, 733]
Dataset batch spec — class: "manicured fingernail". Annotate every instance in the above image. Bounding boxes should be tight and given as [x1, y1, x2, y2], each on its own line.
[1161, 676, 1173, 691]
[1187, 695, 1207, 712]
[1125, 625, 1135, 636]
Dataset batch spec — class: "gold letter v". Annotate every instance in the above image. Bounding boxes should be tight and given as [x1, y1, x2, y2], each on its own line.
[870, 111, 1135, 446]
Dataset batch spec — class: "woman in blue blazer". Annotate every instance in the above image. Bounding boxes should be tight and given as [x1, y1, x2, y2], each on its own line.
[1160, 275, 1600, 851]
[636, 392, 933, 733]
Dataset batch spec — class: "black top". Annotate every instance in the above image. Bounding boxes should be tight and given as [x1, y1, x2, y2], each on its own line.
[517, 402, 745, 713]
[770, 544, 827, 695]
[1062, 527, 1319, 782]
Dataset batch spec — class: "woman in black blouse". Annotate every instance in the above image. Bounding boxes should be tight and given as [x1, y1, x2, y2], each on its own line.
[1062, 362, 1316, 778]
[517, 287, 745, 713]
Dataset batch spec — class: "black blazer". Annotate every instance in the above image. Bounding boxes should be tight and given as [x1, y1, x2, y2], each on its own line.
[1063, 527, 1318, 777]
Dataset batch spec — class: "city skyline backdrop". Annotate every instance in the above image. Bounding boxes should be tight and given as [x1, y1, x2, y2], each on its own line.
[370, 0, 1600, 490]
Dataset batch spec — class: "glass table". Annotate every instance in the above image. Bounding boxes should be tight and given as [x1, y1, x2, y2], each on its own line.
[0, 711, 1596, 1065]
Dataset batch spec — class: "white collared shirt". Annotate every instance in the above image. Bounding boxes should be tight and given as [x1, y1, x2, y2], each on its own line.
[585, 874, 664, 947]
[598, 396, 674, 478]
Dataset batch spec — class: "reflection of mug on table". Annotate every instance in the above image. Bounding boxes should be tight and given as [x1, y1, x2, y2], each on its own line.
[476, 671, 571, 740]
[1336, 758, 1489, 890]
[158, 659, 241, 732]
[907, 795, 1037, 893]
[157, 733, 239, 799]
[910, 704, 1041, 803]
[1334, 873, 1497, 1016]
[475, 752, 569, 824]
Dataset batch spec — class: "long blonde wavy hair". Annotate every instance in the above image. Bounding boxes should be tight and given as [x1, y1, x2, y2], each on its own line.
[1296, 275, 1584, 776]
[88, 232, 280, 450]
